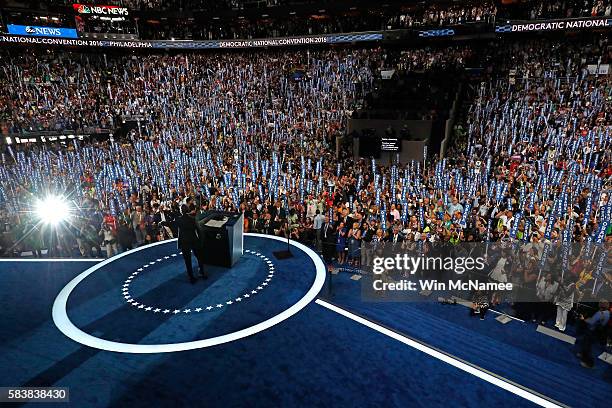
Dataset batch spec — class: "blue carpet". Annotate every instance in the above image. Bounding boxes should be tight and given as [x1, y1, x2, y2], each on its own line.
[326, 271, 612, 408]
[0, 237, 547, 407]
[65, 237, 316, 344]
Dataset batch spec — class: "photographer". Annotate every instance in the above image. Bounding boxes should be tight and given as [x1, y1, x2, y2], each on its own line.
[469, 290, 490, 320]
[99, 223, 118, 258]
[575, 300, 610, 368]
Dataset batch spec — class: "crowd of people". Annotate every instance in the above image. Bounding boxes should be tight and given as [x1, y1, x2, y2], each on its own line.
[0, 46, 378, 257]
[0, 35, 610, 364]
[43, 0, 611, 19]
[502, 0, 612, 20]
[113, 0, 612, 40]
[138, 2, 499, 41]
[43, 0, 259, 11]
[0, 39, 609, 252]
[5, 1, 612, 42]
[388, 1, 497, 29]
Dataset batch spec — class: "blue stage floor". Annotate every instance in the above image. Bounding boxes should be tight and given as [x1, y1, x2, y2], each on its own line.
[0, 235, 608, 407]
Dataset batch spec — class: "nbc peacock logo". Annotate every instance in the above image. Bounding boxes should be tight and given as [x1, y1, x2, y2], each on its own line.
[77, 4, 91, 14]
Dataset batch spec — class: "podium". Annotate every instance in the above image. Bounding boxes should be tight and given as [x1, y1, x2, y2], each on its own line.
[196, 211, 243, 268]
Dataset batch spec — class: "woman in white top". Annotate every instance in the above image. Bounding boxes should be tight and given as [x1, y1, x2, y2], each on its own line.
[554, 279, 577, 332]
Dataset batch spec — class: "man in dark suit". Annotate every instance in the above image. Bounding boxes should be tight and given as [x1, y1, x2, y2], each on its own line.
[176, 204, 207, 284]
[339, 207, 353, 230]
[387, 226, 404, 245]
[262, 213, 274, 235]
[251, 212, 265, 233]
[321, 216, 336, 264]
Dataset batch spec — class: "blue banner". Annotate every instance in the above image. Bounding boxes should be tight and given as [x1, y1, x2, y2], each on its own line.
[7, 25, 78, 39]
[0, 31, 382, 49]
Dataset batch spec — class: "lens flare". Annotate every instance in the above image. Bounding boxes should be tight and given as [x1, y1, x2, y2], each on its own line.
[35, 195, 71, 226]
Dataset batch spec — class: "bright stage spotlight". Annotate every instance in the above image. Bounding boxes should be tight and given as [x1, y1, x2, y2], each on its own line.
[35, 195, 71, 226]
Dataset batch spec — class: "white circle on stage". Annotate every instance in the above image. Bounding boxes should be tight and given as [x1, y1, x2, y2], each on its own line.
[52, 233, 326, 354]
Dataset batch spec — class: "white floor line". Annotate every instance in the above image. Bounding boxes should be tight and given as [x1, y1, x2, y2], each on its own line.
[451, 297, 580, 343]
[487, 308, 526, 323]
[536, 325, 576, 345]
[598, 352, 612, 365]
[316, 299, 566, 408]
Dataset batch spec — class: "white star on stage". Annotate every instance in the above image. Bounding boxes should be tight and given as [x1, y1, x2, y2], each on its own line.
[195, 308, 202, 312]
[126, 279, 132, 283]
[137, 268, 143, 271]
[145, 307, 152, 311]
[138, 305, 145, 309]
[235, 297, 242, 302]
[173, 309, 181, 314]
[251, 290, 257, 294]
[226, 301, 233, 305]
[183, 309, 191, 313]
[257, 286, 263, 290]
[164, 256, 170, 259]
[171, 254, 177, 257]
[265, 278, 271, 282]
[127, 299, 134, 303]
[163, 309, 171, 314]
[153, 308, 161, 313]
[124, 295, 131, 300]
[206, 306, 213, 310]
[243, 294, 250, 298]
[262, 282, 268, 286]
[123, 284, 129, 287]
[133, 302, 139, 306]
[143, 265, 149, 268]
[216, 304, 223, 308]
[156, 258, 162, 262]
[149, 261, 156, 265]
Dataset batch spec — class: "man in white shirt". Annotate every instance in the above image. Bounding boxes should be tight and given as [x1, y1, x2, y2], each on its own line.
[390, 204, 400, 221]
[313, 210, 325, 250]
[447, 197, 463, 216]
